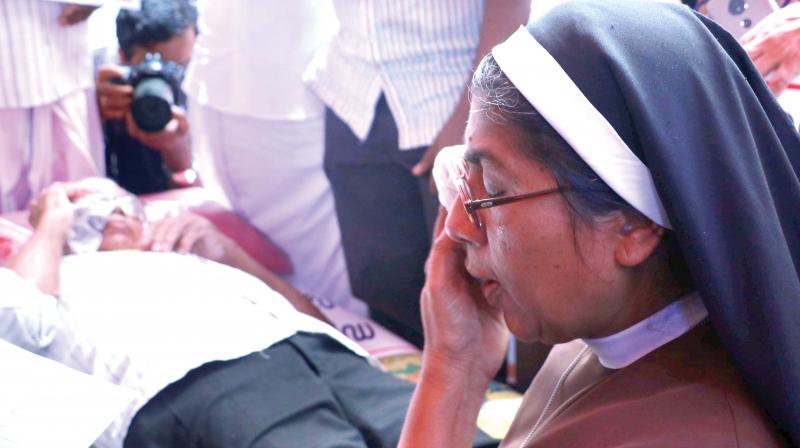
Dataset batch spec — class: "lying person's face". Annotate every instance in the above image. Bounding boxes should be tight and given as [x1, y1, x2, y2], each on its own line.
[445, 103, 631, 345]
[71, 194, 148, 252]
[99, 200, 146, 251]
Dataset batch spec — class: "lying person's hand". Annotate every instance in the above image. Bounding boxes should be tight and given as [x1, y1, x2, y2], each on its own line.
[420, 208, 509, 383]
[148, 211, 230, 261]
[741, 3, 800, 95]
[28, 184, 76, 244]
[96, 65, 133, 121]
[28, 178, 124, 228]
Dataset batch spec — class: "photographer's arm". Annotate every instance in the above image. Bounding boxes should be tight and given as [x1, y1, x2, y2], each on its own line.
[125, 107, 193, 175]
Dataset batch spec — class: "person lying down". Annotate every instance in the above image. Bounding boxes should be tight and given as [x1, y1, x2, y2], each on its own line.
[1, 178, 497, 448]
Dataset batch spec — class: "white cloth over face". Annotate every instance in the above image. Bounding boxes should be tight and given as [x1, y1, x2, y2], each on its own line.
[0, 252, 367, 448]
[305, 0, 485, 150]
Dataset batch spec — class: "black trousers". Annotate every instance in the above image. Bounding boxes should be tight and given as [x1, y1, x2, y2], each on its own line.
[124, 333, 497, 448]
[324, 97, 439, 348]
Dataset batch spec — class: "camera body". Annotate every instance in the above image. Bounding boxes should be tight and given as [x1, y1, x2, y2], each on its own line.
[115, 53, 185, 133]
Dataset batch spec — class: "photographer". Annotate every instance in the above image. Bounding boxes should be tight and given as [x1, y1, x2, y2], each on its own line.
[96, 0, 197, 195]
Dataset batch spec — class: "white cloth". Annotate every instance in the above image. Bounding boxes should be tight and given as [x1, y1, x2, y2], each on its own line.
[0, 0, 92, 108]
[432, 144, 467, 212]
[583, 292, 708, 369]
[0, 268, 64, 353]
[0, 87, 104, 213]
[185, 1, 366, 315]
[305, 0, 485, 150]
[183, 0, 336, 121]
[0, 252, 367, 448]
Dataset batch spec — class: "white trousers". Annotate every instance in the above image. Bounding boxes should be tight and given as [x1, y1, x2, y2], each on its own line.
[0, 87, 104, 212]
[189, 99, 367, 316]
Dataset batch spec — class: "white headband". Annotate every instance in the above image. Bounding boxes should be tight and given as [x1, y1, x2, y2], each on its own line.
[492, 26, 671, 229]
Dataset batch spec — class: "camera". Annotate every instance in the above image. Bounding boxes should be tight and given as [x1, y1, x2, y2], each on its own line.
[115, 53, 185, 133]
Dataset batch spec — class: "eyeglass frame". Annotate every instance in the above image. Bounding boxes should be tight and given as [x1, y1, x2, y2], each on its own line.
[453, 157, 571, 229]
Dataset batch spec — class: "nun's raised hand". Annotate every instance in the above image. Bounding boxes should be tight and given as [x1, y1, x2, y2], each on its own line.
[741, 3, 800, 95]
[420, 208, 509, 382]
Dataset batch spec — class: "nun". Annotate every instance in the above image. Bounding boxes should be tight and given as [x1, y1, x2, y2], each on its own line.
[399, 0, 799, 446]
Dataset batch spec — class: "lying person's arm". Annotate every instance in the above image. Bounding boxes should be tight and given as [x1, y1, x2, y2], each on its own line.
[148, 212, 330, 323]
[8, 184, 73, 296]
[1, 185, 74, 351]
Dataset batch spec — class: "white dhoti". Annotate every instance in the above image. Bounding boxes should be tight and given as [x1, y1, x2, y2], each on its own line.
[189, 98, 367, 316]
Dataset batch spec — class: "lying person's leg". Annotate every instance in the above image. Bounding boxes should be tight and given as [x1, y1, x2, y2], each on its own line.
[124, 332, 498, 448]
[124, 334, 375, 447]
[284, 332, 498, 448]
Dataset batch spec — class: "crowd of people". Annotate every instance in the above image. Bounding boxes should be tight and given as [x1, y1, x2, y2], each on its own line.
[1, 0, 800, 447]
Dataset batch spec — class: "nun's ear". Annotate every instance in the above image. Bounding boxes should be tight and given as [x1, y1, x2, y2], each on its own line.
[613, 215, 664, 268]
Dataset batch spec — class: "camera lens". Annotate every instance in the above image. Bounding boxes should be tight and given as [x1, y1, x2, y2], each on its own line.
[131, 77, 174, 132]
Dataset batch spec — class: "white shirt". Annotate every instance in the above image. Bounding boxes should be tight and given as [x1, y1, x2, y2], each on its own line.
[183, 0, 337, 121]
[0, 0, 92, 108]
[305, 0, 485, 150]
[0, 252, 366, 448]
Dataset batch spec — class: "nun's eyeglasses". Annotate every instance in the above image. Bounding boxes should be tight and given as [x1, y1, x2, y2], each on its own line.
[454, 158, 567, 229]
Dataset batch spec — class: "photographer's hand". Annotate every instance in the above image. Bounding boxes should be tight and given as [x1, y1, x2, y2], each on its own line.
[125, 106, 193, 174]
[96, 65, 133, 121]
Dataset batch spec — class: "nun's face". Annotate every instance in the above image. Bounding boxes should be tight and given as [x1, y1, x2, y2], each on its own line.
[446, 107, 629, 345]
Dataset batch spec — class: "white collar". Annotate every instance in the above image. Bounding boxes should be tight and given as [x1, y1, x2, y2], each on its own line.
[582, 292, 708, 369]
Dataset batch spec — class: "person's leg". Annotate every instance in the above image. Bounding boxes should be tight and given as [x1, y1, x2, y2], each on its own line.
[188, 101, 365, 315]
[124, 339, 372, 448]
[0, 107, 32, 212]
[29, 88, 103, 197]
[323, 97, 434, 347]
